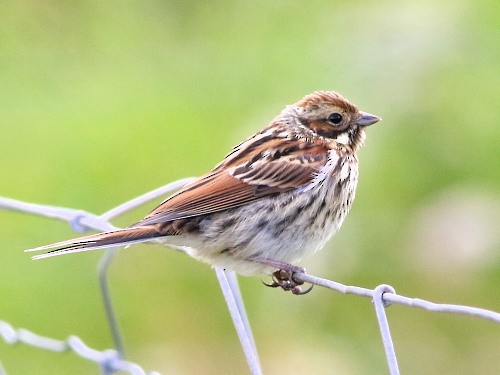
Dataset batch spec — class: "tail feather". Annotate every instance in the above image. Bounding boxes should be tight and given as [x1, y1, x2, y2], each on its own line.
[26, 226, 161, 259]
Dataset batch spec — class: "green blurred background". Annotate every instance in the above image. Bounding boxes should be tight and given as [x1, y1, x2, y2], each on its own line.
[1, 1, 499, 374]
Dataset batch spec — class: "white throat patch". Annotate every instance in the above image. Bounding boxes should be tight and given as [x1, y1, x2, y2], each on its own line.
[335, 132, 350, 145]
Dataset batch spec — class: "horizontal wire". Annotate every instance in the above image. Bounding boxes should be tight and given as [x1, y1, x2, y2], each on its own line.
[0, 321, 159, 375]
[293, 273, 500, 323]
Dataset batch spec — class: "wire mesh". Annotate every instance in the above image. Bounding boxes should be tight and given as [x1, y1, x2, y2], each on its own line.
[0, 320, 159, 375]
[1, 180, 499, 374]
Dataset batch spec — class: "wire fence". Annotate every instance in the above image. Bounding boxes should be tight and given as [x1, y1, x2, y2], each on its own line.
[0, 320, 159, 375]
[1, 179, 499, 375]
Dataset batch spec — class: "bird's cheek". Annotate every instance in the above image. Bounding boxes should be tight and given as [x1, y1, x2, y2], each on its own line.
[307, 120, 341, 139]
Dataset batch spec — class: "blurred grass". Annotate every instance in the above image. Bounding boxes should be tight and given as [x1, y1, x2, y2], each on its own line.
[0, 0, 499, 374]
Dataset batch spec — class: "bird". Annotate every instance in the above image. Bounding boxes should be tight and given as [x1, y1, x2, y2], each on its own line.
[27, 91, 380, 294]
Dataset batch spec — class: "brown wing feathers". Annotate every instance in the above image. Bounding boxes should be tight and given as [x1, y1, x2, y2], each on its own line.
[134, 135, 329, 226]
[135, 172, 259, 225]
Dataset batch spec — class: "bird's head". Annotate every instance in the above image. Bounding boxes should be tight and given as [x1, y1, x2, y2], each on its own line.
[289, 91, 381, 151]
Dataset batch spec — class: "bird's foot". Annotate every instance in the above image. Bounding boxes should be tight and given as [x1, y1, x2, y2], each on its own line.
[262, 269, 313, 295]
[251, 258, 313, 295]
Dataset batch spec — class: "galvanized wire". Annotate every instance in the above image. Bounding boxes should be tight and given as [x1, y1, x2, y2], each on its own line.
[0, 320, 160, 375]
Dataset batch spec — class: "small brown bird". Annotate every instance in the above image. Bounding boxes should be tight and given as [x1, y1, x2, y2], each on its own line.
[28, 91, 380, 293]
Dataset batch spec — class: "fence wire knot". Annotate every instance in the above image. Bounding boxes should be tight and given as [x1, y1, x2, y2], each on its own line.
[70, 212, 89, 233]
[374, 284, 396, 308]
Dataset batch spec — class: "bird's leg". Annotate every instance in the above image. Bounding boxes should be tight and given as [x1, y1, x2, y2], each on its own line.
[250, 257, 314, 295]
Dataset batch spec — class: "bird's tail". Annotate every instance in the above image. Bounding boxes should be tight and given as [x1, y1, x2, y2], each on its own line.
[26, 226, 162, 260]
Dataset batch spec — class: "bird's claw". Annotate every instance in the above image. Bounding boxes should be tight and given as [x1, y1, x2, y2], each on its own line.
[262, 269, 314, 295]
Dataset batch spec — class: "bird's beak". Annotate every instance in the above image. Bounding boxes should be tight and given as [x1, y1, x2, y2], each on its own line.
[356, 111, 381, 126]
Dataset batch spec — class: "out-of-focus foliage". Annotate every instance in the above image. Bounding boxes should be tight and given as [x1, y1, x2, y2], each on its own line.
[0, 1, 498, 374]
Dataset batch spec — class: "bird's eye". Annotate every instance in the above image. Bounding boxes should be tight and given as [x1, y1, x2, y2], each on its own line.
[328, 113, 343, 124]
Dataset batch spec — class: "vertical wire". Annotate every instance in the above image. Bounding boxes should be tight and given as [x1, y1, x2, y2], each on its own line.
[215, 268, 262, 375]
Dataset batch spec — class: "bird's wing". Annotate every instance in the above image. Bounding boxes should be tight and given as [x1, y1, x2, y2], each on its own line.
[133, 137, 329, 226]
